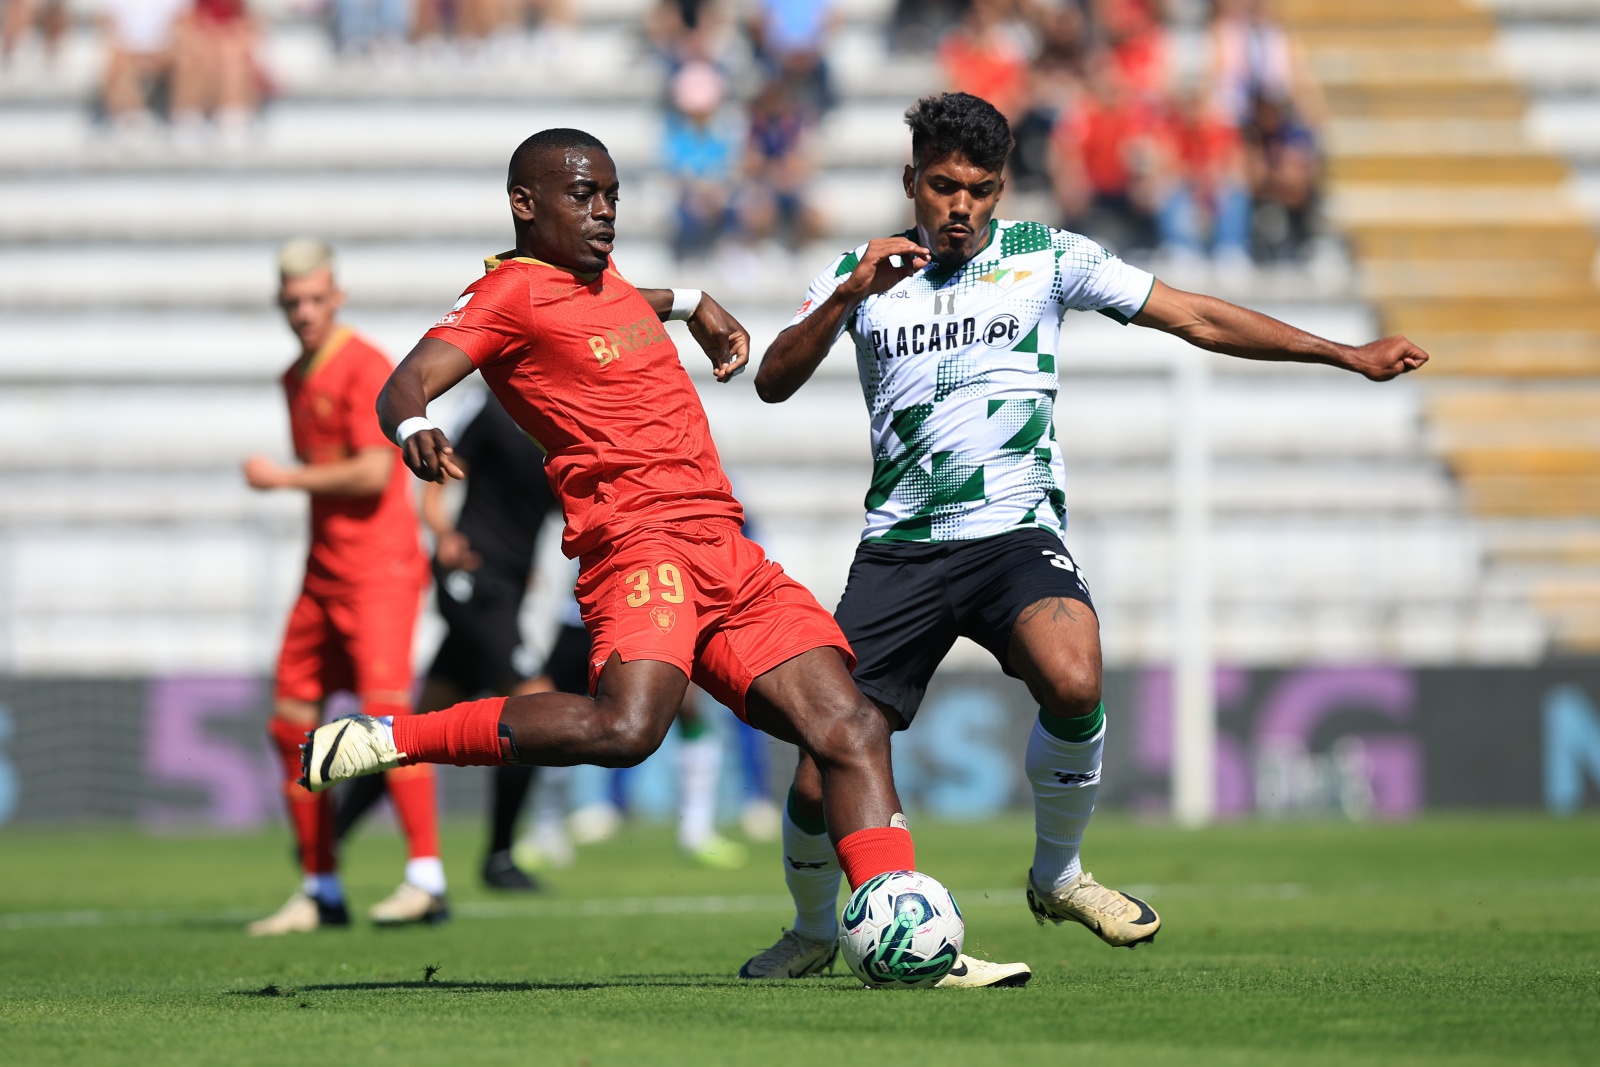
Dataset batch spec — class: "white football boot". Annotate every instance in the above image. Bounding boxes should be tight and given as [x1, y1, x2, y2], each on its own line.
[246, 892, 349, 936]
[934, 954, 1033, 988]
[738, 928, 838, 979]
[369, 882, 451, 927]
[300, 714, 401, 793]
[1027, 869, 1160, 947]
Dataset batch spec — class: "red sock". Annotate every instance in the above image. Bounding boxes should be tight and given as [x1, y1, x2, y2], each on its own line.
[392, 697, 507, 767]
[367, 699, 441, 860]
[269, 717, 336, 874]
[835, 826, 916, 890]
[384, 764, 440, 859]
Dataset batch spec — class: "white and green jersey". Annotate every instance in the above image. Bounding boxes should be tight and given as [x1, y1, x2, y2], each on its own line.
[789, 219, 1154, 543]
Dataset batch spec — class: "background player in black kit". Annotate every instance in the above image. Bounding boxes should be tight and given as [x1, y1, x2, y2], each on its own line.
[337, 389, 560, 890]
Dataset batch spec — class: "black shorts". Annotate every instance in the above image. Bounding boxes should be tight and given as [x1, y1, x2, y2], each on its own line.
[427, 564, 536, 698]
[541, 623, 592, 697]
[834, 527, 1093, 726]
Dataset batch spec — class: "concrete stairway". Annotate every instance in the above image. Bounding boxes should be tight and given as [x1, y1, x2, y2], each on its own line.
[1279, 0, 1600, 651]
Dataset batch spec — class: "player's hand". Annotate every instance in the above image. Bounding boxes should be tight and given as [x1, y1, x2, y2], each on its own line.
[835, 236, 931, 303]
[403, 428, 466, 483]
[243, 455, 291, 490]
[687, 293, 751, 383]
[434, 529, 481, 571]
[1343, 336, 1429, 381]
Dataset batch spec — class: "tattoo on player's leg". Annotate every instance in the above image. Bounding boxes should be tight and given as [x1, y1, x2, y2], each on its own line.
[1016, 597, 1081, 627]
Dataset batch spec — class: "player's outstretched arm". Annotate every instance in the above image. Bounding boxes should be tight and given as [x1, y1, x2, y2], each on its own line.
[243, 449, 393, 496]
[1132, 280, 1429, 381]
[754, 236, 931, 403]
[639, 289, 750, 382]
[378, 337, 476, 483]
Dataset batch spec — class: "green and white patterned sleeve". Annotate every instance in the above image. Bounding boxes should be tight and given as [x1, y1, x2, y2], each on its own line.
[785, 243, 870, 338]
[1050, 229, 1156, 325]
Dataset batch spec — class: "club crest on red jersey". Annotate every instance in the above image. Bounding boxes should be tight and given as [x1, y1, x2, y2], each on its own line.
[649, 607, 677, 634]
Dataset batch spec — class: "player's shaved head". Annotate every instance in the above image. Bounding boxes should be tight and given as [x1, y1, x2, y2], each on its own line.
[503, 128, 620, 275]
[904, 93, 1014, 175]
[507, 127, 610, 191]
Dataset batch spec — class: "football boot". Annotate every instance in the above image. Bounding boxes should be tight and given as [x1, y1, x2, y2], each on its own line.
[738, 928, 838, 979]
[300, 714, 401, 793]
[934, 954, 1033, 988]
[1026, 868, 1160, 947]
[369, 881, 451, 927]
[246, 891, 349, 936]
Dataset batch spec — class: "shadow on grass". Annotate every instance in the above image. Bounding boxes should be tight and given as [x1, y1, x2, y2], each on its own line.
[229, 972, 865, 996]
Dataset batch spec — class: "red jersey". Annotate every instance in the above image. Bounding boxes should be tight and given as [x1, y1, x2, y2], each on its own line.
[424, 256, 743, 559]
[282, 327, 426, 593]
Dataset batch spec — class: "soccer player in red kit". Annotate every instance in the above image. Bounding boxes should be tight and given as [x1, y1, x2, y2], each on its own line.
[300, 128, 924, 909]
[244, 239, 446, 936]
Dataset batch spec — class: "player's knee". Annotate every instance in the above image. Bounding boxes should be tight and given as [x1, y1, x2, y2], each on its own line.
[806, 693, 890, 768]
[1037, 659, 1102, 719]
[589, 702, 674, 768]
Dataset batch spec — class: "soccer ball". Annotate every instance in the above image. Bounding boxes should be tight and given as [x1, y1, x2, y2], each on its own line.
[838, 870, 964, 989]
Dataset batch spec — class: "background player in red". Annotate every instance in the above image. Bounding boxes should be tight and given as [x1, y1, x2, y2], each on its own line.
[243, 238, 446, 935]
[300, 129, 929, 913]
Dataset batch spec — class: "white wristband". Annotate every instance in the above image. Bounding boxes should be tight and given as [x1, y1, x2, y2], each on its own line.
[395, 417, 436, 447]
[667, 288, 703, 321]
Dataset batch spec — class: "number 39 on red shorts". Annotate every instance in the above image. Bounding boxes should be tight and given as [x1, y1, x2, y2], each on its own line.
[622, 562, 688, 636]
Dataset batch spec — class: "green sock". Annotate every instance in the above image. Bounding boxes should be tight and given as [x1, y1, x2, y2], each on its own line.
[1038, 702, 1105, 744]
[785, 785, 828, 837]
[677, 716, 711, 741]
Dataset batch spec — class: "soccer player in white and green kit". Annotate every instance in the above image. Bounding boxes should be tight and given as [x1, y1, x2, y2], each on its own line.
[738, 93, 1429, 986]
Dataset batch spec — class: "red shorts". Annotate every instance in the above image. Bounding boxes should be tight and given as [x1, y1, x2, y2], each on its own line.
[575, 520, 853, 719]
[274, 580, 423, 704]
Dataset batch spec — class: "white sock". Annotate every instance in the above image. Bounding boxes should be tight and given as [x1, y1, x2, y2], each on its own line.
[1026, 716, 1105, 893]
[302, 873, 344, 905]
[405, 856, 447, 896]
[782, 803, 841, 942]
[676, 732, 722, 850]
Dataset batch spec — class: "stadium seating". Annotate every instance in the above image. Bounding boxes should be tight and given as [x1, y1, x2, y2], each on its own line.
[0, 0, 1573, 673]
[1275, 0, 1600, 652]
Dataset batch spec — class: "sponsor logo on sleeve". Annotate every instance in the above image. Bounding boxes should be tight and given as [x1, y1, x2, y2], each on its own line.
[794, 298, 814, 317]
[434, 292, 474, 327]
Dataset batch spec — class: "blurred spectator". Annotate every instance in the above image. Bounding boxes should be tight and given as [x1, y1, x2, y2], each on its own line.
[99, 0, 187, 133]
[169, 0, 264, 144]
[937, 0, 1031, 120]
[746, 0, 836, 116]
[1209, 0, 1322, 260]
[646, 0, 734, 65]
[662, 60, 741, 261]
[1050, 54, 1163, 255]
[335, 0, 408, 52]
[414, 0, 572, 54]
[736, 77, 821, 251]
[1153, 86, 1251, 266]
[1008, 0, 1088, 194]
[1245, 92, 1318, 261]
[1095, 0, 1167, 103]
[1209, 0, 1319, 129]
[3, 0, 67, 63]
[890, 0, 964, 53]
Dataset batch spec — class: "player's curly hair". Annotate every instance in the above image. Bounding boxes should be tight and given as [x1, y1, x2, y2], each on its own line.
[904, 92, 1014, 174]
[508, 128, 610, 190]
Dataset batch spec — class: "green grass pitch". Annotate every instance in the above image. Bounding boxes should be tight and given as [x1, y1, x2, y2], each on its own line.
[2, 814, 1597, 1065]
